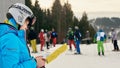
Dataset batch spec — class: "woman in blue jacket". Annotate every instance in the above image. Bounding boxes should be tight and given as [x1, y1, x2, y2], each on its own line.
[0, 3, 45, 68]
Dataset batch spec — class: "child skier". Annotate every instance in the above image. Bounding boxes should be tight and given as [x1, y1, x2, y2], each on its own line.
[111, 28, 119, 51]
[51, 28, 57, 47]
[94, 29, 106, 56]
[38, 29, 45, 51]
[74, 26, 82, 54]
[67, 27, 76, 51]
[28, 27, 38, 53]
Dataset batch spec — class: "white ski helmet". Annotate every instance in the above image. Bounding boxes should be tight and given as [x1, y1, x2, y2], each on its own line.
[7, 3, 36, 26]
[41, 29, 44, 32]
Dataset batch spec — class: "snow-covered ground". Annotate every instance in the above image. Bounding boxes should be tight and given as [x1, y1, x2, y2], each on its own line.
[29, 40, 120, 68]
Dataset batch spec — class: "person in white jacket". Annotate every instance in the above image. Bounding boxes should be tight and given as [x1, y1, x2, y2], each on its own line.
[111, 28, 119, 51]
[44, 30, 50, 49]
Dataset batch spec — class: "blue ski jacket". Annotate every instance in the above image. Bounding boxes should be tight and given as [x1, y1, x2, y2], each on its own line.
[0, 23, 37, 68]
[94, 29, 106, 42]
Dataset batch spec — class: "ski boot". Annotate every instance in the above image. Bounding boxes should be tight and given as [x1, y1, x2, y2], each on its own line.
[98, 52, 100, 56]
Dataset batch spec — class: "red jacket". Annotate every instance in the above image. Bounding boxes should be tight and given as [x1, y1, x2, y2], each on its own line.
[39, 32, 45, 41]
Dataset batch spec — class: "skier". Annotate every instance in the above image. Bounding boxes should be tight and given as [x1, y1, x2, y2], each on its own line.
[94, 29, 106, 56]
[28, 27, 38, 53]
[86, 30, 91, 44]
[74, 26, 82, 54]
[51, 28, 57, 47]
[38, 29, 45, 51]
[67, 27, 76, 51]
[44, 30, 51, 49]
[111, 28, 119, 51]
[0, 3, 45, 68]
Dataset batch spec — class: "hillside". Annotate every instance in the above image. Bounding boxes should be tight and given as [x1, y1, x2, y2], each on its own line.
[89, 17, 120, 39]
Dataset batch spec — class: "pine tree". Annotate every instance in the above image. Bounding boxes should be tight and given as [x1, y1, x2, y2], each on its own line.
[25, 0, 95, 43]
[64, 1, 74, 27]
[73, 16, 79, 27]
[79, 12, 95, 42]
[64, 1, 73, 28]
[25, 0, 32, 9]
[52, 0, 63, 43]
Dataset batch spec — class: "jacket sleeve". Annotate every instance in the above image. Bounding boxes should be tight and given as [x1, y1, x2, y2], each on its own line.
[1, 34, 37, 68]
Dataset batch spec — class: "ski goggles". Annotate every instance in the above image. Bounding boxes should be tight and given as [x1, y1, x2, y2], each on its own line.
[28, 16, 36, 27]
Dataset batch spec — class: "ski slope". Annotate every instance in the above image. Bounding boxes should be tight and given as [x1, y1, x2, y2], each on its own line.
[29, 41, 120, 68]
